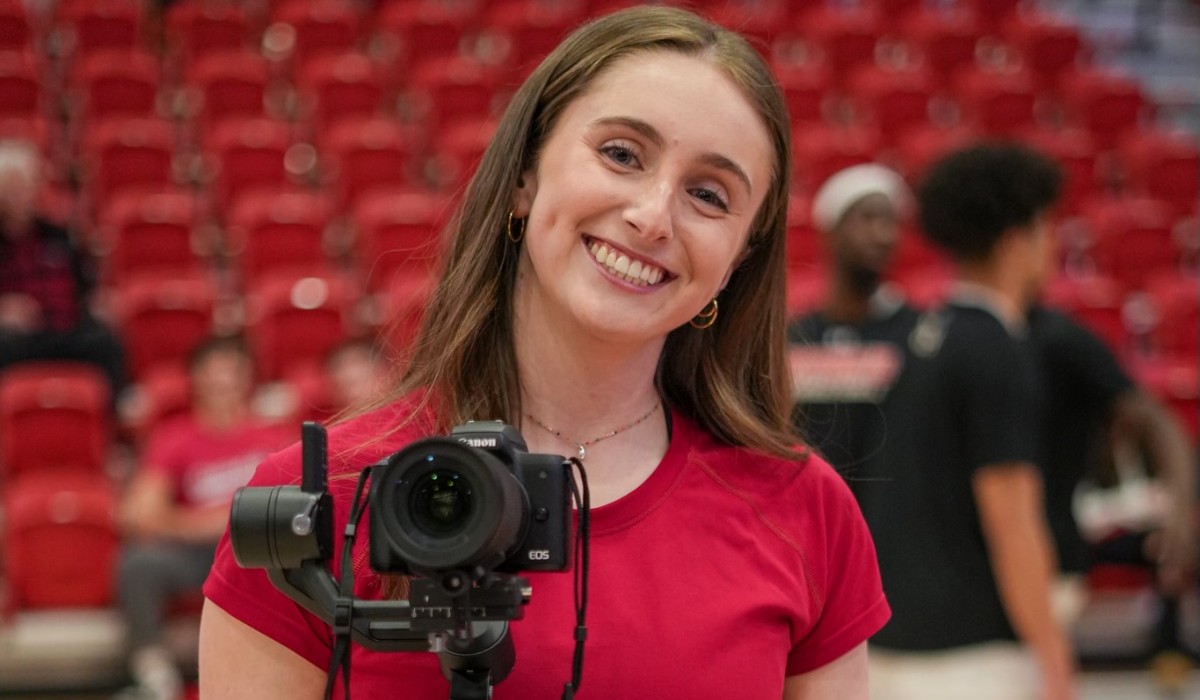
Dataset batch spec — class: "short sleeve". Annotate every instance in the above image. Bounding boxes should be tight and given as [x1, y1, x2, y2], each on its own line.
[787, 460, 890, 675]
[202, 446, 335, 670]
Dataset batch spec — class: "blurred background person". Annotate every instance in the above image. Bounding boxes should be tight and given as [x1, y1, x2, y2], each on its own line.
[1029, 302, 1198, 691]
[323, 336, 389, 415]
[862, 143, 1075, 700]
[0, 138, 127, 401]
[787, 163, 917, 480]
[114, 335, 288, 700]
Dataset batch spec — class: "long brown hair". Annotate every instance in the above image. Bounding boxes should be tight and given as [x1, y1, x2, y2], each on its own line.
[385, 5, 798, 458]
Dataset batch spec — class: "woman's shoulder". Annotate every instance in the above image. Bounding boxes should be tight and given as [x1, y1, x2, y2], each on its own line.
[681, 417, 859, 530]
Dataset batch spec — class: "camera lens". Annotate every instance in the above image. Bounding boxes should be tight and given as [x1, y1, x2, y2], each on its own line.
[410, 468, 473, 535]
[370, 438, 527, 574]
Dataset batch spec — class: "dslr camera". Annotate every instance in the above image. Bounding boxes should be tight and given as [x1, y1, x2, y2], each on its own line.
[370, 421, 573, 577]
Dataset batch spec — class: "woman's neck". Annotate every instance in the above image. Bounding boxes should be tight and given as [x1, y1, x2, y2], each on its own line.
[513, 300, 664, 438]
[512, 280, 670, 506]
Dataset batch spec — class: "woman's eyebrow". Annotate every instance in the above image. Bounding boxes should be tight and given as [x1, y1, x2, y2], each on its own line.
[589, 115, 753, 195]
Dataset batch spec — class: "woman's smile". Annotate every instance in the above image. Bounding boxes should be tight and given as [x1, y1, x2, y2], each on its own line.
[583, 235, 672, 290]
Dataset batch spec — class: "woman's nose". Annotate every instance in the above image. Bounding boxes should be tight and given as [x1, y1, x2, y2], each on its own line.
[623, 179, 675, 241]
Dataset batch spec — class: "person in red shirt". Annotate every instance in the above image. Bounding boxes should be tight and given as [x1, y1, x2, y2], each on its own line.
[116, 335, 289, 700]
[199, 7, 890, 698]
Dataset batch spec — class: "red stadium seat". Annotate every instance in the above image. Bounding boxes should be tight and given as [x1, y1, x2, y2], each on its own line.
[95, 187, 205, 282]
[164, 1, 254, 64]
[1082, 195, 1179, 292]
[899, 8, 985, 87]
[430, 116, 497, 190]
[184, 49, 273, 133]
[205, 116, 296, 211]
[57, 0, 143, 56]
[964, 0, 1021, 31]
[1002, 12, 1084, 91]
[794, 6, 884, 78]
[408, 54, 506, 129]
[244, 273, 359, 380]
[112, 275, 217, 381]
[953, 64, 1040, 135]
[225, 188, 335, 286]
[485, 0, 584, 74]
[0, 50, 42, 118]
[376, 0, 479, 64]
[352, 189, 451, 291]
[269, 0, 364, 68]
[77, 116, 177, 214]
[320, 115, 415, 210]
[771, 58, 836, 125]
[1, 471, 118, 609]
[68, 47, 161, 122]
[847, 63, 938, 144]
[294, 51, 386, 131]
[0, 362, 110, 480]
[1117, 129, 1199, 216]
[0, 0, 33, 52]
[1042, 273, 1130, 356]
[1146, 272, 1199, 359]
[791, 123, 884, 193]
[1058, 67, 1148, 148]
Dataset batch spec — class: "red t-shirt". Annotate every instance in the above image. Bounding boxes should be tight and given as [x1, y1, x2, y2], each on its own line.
[204, 400, 889, 698]
[145, 415, 292, 509]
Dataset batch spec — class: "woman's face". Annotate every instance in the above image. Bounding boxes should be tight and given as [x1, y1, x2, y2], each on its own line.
[512, 50, 774, 346]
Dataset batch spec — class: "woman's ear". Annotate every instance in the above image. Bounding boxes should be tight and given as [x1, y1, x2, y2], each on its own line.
[512, 169, 538, 218]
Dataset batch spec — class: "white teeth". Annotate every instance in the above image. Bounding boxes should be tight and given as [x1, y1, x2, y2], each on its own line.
[586, 239, 665, 287]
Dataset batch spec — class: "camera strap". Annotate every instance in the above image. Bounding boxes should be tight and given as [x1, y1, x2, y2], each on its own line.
[325, 465, 374, 700]
[561, 457, 591, 700]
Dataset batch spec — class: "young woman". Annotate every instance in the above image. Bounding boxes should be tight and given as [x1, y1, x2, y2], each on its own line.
[199, 7, 889, 698]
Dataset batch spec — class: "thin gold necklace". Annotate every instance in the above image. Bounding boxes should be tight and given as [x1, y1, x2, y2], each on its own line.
[524, 401, 662, 461]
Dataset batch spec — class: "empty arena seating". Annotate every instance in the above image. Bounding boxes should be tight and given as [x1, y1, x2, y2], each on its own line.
[243, 273, 359, 380]
[111, 274, 217, 381]
[0, 362, 111, 481]
[1, 471, 118, 610]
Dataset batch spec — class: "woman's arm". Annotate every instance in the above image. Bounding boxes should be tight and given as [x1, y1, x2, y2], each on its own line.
[199, 598, 326, 699]
[783, 642, 869, 700]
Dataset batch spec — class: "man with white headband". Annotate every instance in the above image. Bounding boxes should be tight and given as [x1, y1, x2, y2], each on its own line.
[787, 163, 918, 478]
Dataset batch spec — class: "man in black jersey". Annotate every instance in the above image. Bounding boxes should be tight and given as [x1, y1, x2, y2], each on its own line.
[787, 163, 918, 484]
[861, 144, 1076, 700]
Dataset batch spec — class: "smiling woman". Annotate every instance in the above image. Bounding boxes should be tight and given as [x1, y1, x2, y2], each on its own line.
[198, 6, 890, 699]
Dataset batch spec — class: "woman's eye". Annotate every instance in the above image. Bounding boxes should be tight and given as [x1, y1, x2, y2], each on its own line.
[690, 187, 729, 212]
[600, 144, 640, 168]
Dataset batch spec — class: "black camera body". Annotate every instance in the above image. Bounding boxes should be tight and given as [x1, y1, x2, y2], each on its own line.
[369, 421, 573, 577]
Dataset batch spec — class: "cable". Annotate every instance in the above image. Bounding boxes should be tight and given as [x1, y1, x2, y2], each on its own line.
[325, 465, 373, 700]
[561, 457, 591, 700]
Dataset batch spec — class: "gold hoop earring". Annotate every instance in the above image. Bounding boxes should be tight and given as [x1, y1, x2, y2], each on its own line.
[506, 212, 524, 243]
[690, 298, 718, 329]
